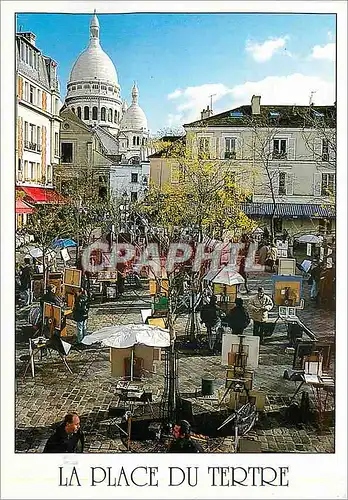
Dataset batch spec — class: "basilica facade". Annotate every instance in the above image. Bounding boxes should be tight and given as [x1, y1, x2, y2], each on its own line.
[57, 13, 151, 200]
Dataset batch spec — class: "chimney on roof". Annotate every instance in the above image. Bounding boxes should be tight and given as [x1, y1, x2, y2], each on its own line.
[251, 95, 261, 115]
[21, 32, 36, 46]
[201, 105, 213, 120]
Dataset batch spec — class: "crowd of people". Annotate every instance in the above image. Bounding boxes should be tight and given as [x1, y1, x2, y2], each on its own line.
[16, 225, 335, 455]
[17, 257, 91, 345]
[200, 287, 274, 343]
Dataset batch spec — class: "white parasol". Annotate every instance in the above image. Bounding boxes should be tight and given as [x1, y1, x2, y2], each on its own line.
[82, 323, 170, 381]
[212, 265, 245, 286]
[296, 234, 323, 244]
[82, 323, 170, 348]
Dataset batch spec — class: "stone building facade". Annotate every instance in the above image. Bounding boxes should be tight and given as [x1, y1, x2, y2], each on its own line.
[15, 31, 62, 227]
[150, 96, 336, 238]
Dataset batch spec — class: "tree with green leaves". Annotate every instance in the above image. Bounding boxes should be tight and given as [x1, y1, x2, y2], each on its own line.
[136, 132, 255, 420]
[24, 203, 69, 290]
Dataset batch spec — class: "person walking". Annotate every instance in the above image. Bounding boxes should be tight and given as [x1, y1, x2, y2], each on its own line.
[258, 241, 269, 266]
[309, 260, 321, 301]
[225, 298, 250, 335]
[266, 242, 278, 272]
[238, 254, 250, 293]
[167, 420, 204, 453]
[72, 288, 90, 344]
[248, 287, 273, 343]
[43, 412, 84, 453]
[19, 258, 33, 306]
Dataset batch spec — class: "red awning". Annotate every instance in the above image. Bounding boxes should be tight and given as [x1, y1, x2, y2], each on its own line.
[16, 198, 34, 214]
[16, 186, 65, 204]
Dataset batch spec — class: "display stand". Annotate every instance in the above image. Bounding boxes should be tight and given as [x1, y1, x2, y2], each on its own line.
[218, 335, 251, 409]
[63, 268, 82, 312]
[22, 337, 73, 378]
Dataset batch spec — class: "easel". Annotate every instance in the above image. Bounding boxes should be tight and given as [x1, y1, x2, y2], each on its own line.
[115, 381, 155, 417]
[23, 302, 73, 378]
[22, 336, 73, 378]
[218, 335, 251, 409]
[63, 268, 82, 312]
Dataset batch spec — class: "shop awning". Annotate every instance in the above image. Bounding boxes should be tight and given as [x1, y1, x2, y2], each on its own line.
[241, 203, 335, 219]
[16, 198, 34, 214]
[16, 186, 65, 204]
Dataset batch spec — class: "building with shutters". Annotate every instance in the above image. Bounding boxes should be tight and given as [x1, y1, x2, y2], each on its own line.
[150, 96, 336, 238]
[59, 13, 151, 202]
[15, 30, 63, 227]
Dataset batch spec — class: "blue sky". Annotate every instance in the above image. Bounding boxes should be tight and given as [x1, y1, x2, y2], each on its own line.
[16, 12, 336, 133]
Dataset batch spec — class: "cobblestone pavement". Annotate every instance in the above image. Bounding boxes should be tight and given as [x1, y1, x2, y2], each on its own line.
[15, 272, 335, 453]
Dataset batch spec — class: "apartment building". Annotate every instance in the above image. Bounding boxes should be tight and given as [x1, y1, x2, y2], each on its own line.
[15, 31, 62, 226]
[150, 96, 336, 238]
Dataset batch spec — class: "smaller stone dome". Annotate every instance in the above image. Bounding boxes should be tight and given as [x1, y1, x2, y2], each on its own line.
[120, 84, 148, 131]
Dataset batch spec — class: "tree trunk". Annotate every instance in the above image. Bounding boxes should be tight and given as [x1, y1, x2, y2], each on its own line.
[166, 292, 178, 422]
[42, 248, 48, 293]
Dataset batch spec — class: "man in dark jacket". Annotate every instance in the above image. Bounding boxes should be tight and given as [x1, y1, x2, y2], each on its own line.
[43, 412, 84, 453]
[19, 258, 33, 306]
[200, 295, 221, 334]
[167, 420, 204, 453]
[225, 298, 250, 335]
[73, 288, 90, 343]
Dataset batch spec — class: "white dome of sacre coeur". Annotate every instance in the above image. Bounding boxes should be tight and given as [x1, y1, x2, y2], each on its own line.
[69, 13, 118, 85]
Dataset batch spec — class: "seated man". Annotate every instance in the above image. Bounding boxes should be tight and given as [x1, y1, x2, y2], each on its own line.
[200, 295, 221, 335]
[43, 412, 84, 453]
[225, 298, 250, 335]
[167, 420, 204, 453]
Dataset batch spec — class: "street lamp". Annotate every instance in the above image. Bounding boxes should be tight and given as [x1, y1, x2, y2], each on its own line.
[120, 191, 129, 234]
[76, 195, 82, 267]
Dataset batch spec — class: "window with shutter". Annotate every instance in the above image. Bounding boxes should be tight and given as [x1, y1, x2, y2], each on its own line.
[171, 165, 180, 184]
[286, 173, 294, 195]
[288, 138, 295, 160]
[42, 92, 47, 110]
[273, 139, 287, 160]
[321, 173, 335, 196]
[313, 172, 322, 196]
[313, 138, 322, 159]
[225, 137, 236, 159]
[272, 171, 279, 195]
[278, 172, 286, 195]
[322, 139, 329, 161]
[215, 137, 220, 158]
[199, 137, 210, 158]
[17, 77, 23, 99]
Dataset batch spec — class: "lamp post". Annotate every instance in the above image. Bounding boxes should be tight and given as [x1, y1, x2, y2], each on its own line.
[76, 195, 82, 267]
[120, 191, 129, 234]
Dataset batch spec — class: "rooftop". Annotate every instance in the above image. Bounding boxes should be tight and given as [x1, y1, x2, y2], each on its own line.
[184, 104, 336, 129]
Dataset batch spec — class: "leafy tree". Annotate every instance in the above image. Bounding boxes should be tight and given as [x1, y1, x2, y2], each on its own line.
[57, 171, 122, 256]
[136, 133, 255, 420]
[23, 204, 68, 289]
